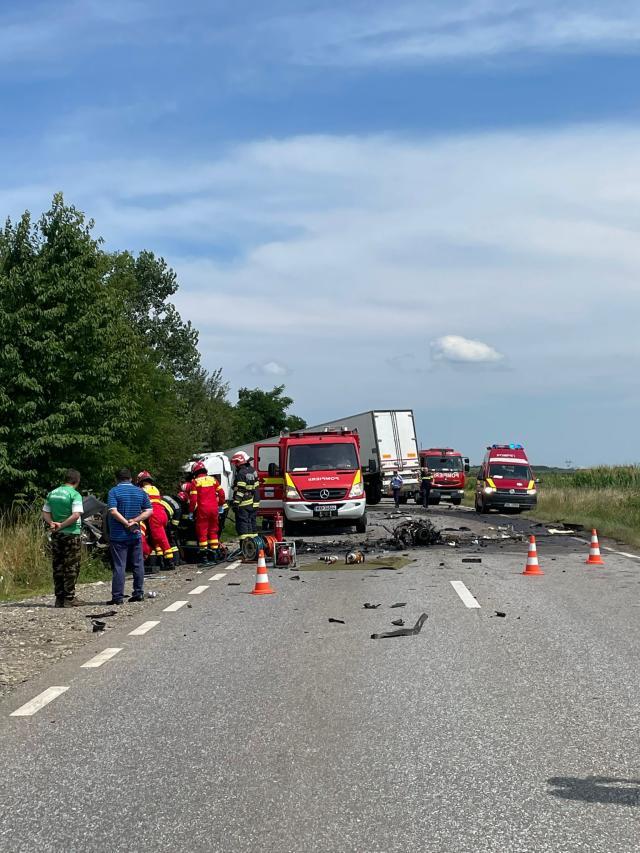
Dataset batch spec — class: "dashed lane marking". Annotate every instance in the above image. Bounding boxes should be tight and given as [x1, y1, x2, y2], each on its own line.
[81, 648, 123, 669]
[129, 620, 160, 636]
[450, 580, 481, 609]
[189, 585, 209, 595]
[163, 600, 188, 612]
[10, 686, 69, 717]
[225, 561, 241, 571]
[208, 573, 226, 581]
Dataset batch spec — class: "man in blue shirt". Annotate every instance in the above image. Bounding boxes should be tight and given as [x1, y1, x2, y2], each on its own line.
[390, 471, 404, 509]
[107, 468, 153, 604]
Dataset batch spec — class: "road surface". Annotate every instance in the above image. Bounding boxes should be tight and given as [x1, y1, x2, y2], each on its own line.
[1, 504, 639, 852]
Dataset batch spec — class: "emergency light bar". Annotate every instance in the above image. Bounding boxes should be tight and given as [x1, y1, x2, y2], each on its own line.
[489, 443, 523, 450]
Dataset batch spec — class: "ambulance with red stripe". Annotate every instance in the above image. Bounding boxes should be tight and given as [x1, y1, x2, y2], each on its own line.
[475, 444, 538, 514]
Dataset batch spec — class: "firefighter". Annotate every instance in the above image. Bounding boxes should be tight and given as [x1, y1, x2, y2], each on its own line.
[189, 461, 227, 564]
[136, 471, 175, 569]
[230, 451, 260, 542]
[159, 493, 183, 566]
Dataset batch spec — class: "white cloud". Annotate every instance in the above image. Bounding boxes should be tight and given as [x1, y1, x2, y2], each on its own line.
[430, 335, 504, 365]
[246, 360, 291, 377]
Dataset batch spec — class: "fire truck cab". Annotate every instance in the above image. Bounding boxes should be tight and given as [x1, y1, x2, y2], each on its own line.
[475, 444, 537, 514]
[254, 429, 367, 534]
[418, 448, 469, 506]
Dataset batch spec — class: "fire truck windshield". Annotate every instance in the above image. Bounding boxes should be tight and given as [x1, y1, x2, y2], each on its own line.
[489, 463, 530, 479]
[425, 457, 463, 472]
[288, 443, 359, 472]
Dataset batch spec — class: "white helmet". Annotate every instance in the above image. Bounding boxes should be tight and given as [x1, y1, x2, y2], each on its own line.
[231, 451, 250, 466]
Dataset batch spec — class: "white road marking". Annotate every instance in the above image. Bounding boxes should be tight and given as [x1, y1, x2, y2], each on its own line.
[81, 647, 122, 669]
[450, 580, 481, 609]
[128, 620, 160, 636]
[572, 536, 640, 560]
[163, 600, 188, 612]
[189, 585, 209, 595]
[208, 572, 226, 581]
[11, 686, 69, 717]
[224, 561, 241, 571]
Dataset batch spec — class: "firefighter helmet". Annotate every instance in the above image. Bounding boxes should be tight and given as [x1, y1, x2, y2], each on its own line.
[191, 460, 207, 475]
[231, 451, 250, 466]
[136, 470, 154, 485]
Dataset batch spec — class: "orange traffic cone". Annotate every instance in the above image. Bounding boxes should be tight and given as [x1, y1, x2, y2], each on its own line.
[251, 549, 275, 595]
[585, 529, 605, 565]
[522, 535, 544, 575]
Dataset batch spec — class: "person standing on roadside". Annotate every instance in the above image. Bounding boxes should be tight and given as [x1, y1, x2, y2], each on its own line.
[107, 468, 153, 604]
[420, 467, 434, 510]
[390, 471, 404, 509]
[42, 469, 86, 608]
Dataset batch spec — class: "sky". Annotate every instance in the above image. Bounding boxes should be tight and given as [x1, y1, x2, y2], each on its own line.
[2, 1, 640, 465]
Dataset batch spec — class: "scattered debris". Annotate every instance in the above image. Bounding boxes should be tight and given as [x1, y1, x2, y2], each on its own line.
[290, 575, 301, 580]
[495, 611, 506, 618]
[390, 602, 406, 608]
[345, 550, 366, 565]
[328, 618, 345, 624]
[147, 591, 158, 599]
[227, 582, 241, 586]
[363, 603, 381, 609]
[462, 558, 482, 564]
[320, 556, 339, 565]
[187, 603, 193, 608]
[85, 610, 117, 619]
[91, 620, 106, 632]
[371, 613, 427, 640]
[391, 618, 405, 627]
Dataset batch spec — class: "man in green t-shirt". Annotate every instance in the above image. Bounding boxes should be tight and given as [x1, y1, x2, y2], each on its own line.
[42, 469, 87, 607]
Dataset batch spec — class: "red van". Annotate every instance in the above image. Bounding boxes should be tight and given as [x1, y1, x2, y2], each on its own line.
[475, 444, 537, 513]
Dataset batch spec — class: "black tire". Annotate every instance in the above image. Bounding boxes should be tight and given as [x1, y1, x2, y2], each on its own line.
[355, 514, 368, 534]
[451, 499, 462, 506]
[365, 484, 382, 505]
[284, 519, 301, 537]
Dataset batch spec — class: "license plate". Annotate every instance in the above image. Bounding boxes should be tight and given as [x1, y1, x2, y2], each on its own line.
[313, 504, 338, 518]
[504, 503, 520, 508]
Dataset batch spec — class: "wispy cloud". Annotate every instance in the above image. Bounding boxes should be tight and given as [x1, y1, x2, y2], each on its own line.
[431, 335, 504, 366]
[246, 360, 291, 377]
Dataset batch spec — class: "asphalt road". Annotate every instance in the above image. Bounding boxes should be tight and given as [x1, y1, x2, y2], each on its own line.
[1, 503, 639, 852]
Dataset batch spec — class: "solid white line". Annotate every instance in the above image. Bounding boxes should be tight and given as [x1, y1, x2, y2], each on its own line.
[81, 647, 123, 669]
[11, 686, 69, 717]
[225, 561, 241, 571]
[208, 572, 226, 581]
[572, 536, 640, 560]
[163, 600, 188, 612]
[128, 620, 160, 636]
[189, 585, 209, 595]
[450, 580, 481, 609]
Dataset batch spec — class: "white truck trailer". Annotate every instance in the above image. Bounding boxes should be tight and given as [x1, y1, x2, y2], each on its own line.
[308, 410, 420, 505]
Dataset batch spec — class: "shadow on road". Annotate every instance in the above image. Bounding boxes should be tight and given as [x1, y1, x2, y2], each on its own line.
[548, 776, 640, 806]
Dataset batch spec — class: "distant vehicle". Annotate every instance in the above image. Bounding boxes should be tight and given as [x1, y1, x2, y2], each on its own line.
[252, 428, 367, 534]
[309, 410, 420, 505]
[417, 448, 470, 506]
[185, 451, 234, 499]
[475, 444, 538, 514]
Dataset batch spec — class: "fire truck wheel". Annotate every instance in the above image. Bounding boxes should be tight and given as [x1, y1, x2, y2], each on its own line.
[451, 499, 462, 506]
[355, 515, 368, 534]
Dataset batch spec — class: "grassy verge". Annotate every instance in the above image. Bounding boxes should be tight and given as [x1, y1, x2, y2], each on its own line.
[0, 508, 110, 602]
[464, 469, 640, 549]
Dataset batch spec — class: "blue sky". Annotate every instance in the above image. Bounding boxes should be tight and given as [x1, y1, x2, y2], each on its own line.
[3, 0, 640, 465]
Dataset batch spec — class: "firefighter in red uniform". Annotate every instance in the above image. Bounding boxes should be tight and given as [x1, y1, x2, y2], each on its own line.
[189, 461, 226, 564]
[136, 471, 175, 569]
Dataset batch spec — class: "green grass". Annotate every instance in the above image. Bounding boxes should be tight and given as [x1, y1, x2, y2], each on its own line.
[464, 467, 640, 549]
[0, 507, 110, 602]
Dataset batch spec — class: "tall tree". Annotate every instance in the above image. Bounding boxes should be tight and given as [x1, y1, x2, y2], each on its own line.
[0, 194, 144, 501]
[234, 385, 307, 444]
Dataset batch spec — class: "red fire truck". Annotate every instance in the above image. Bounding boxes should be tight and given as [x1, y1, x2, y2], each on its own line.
[418, 448, 470, 506]
[475, 444, 537, 513]
[252, 428, 368, 534]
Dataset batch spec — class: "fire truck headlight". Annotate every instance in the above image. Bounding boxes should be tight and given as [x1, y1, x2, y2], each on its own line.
[286, 487, 299, 499]
[527, 488, 537, 495]
[349, 482, 364, 498]
[483, 486, 496, 495]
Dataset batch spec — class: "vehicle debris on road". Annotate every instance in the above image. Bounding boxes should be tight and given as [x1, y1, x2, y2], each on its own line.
[371, 613, 428, 640]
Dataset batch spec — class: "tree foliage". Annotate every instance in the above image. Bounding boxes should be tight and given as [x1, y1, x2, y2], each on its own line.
[0, 195, 306, 504]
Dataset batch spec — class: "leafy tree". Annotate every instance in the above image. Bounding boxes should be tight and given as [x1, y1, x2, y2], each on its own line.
[234, 385, 307, 444]
[0, 194, 144, 502]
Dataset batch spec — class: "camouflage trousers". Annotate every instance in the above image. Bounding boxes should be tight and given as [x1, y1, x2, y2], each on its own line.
[51, 534, 82, 601]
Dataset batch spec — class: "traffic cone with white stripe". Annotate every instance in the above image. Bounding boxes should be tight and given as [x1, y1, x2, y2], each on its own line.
[251, 549, 275, 595]
[522, 535, 544, 575]
[585, 529, 605, 565]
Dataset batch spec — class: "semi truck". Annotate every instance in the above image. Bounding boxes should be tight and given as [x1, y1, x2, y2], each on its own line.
[418, 447, 470, 506]
[309, 410, 420, 505]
